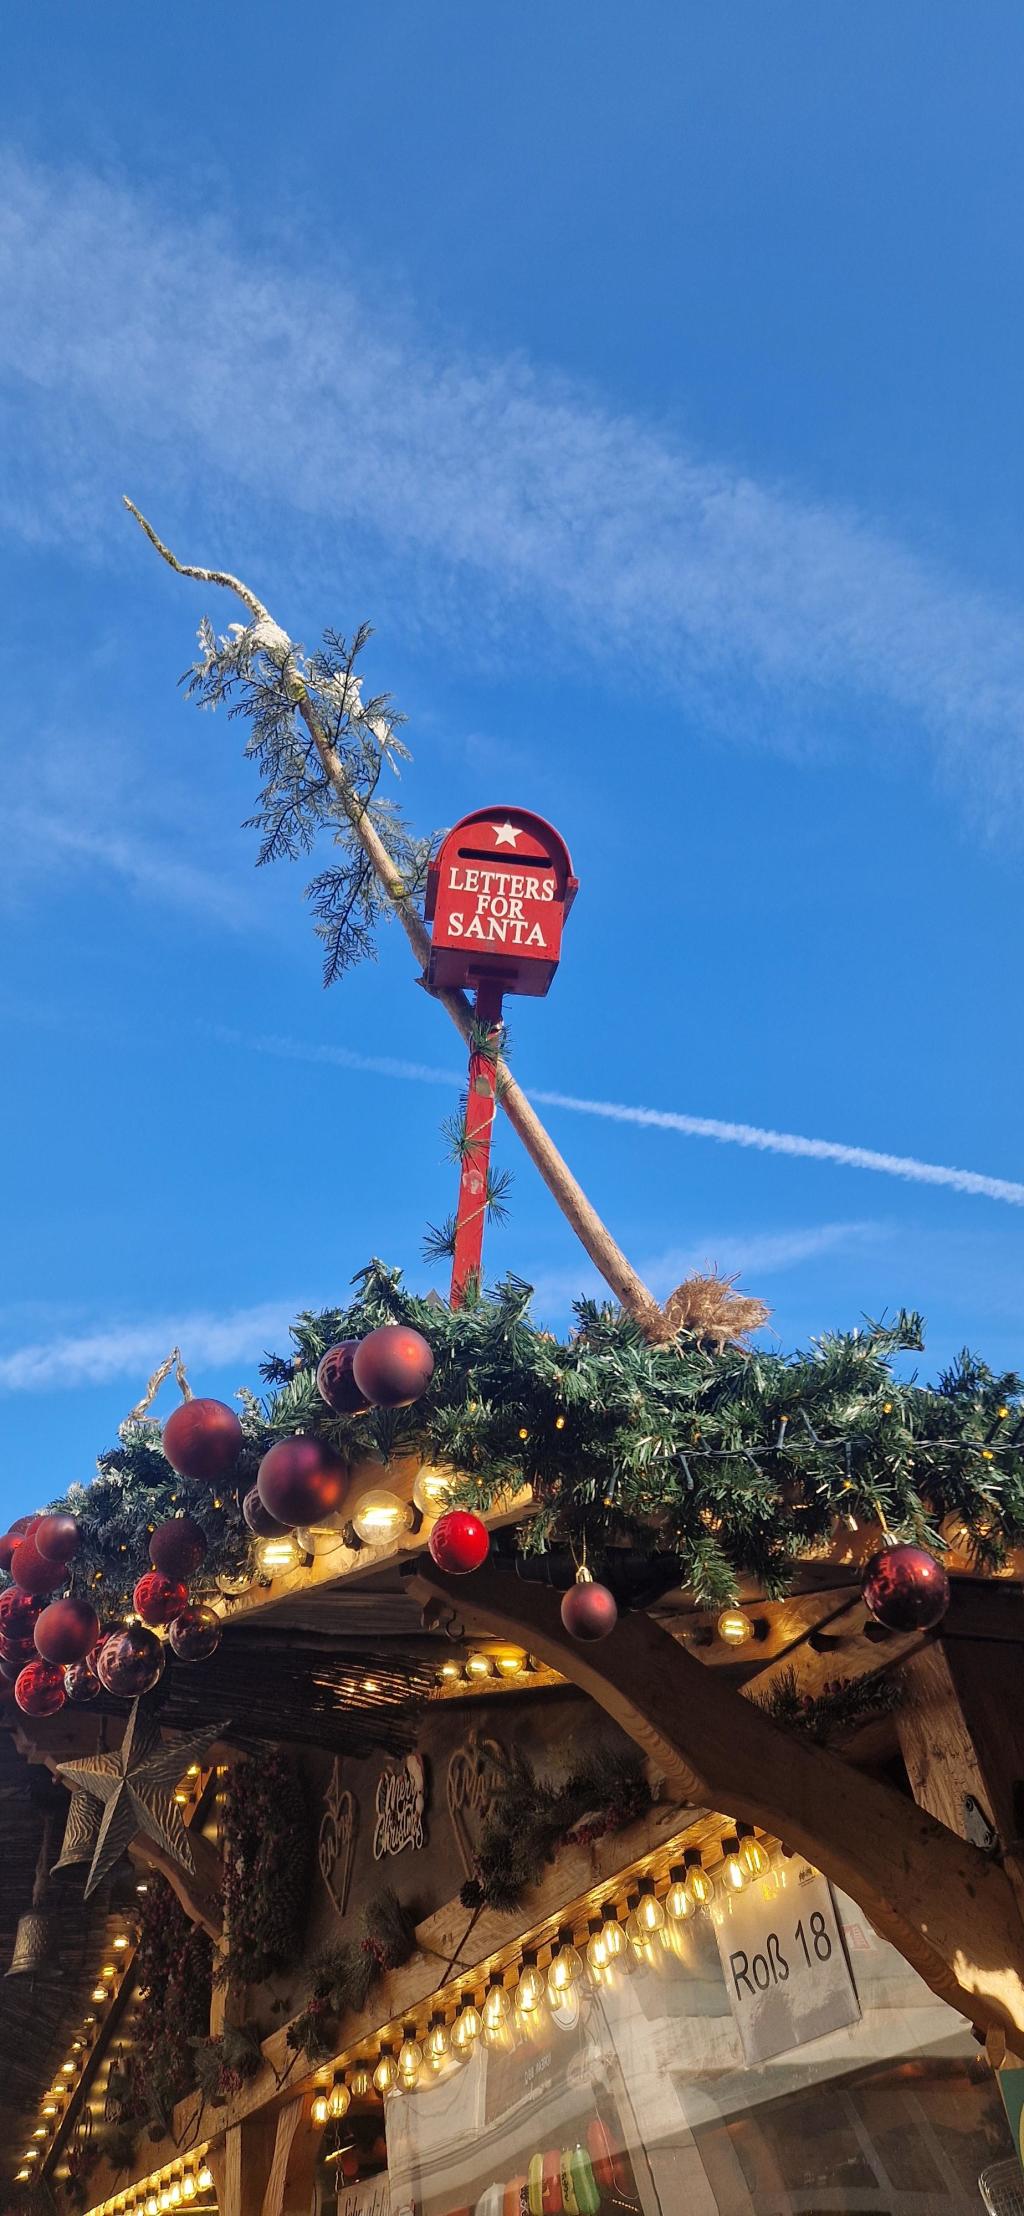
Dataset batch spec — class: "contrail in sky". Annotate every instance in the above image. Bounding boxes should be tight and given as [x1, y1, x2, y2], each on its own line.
[208, 1027, 1024, 1209]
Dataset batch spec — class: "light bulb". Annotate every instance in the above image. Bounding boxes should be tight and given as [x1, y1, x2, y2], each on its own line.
[436, 1658, 463, 1685]
[412, 1465, 454, 1517]
[635, 1883, 665, 1936]
[352, 1490, 413, 1546]
[169, 2182, 182, 2205]
[92, 1985, 109, 2002]
[113, 1934, 129, 1951]
[349, 2064, 372, 2098]
[311, 2093, 330, 2127]
[146, 2195, 159, 2214]
[716, 1606, 753, 1647]
[721, 1835, 749, 1891]
[666, 1865, 694, 1922]
[585, 1918, 607, 1975]
[373, 2045, 398, 2096]
[256, 1532, 302, 1575]
[599, 1907, 626, 1959]
[464, 1652, 494, 1681]
[296, 1521, 347, 1555]
[684, 1847, 715, 1908]
[328, 2078, 350, 2119]
[63, 2060, 78, 2073]
[737, 1823, 770, 1879]
[181, 2176, 196, 2202]
[398, 2029, 424, 2085]
[216, 1566, 254, 1596]
[515, 1956, 546, 2013]
[31, 2130, 47, 2142]
[482, 1978, 511, 2033]
[42, 2104, 57, 2119]
[451, 1996, 482, 2050]
[547, 1929, 583, 1996]
[16, 2172, 30, 2184]
[197, 2168, 213, 2193]
[492, 1645, 527, 1678]
[159, 2187, 171, 2208]
[426, 2013, 450, 2067]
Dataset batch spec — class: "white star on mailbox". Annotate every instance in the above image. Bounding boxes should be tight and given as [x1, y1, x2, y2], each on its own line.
[492, 822, 521, 848]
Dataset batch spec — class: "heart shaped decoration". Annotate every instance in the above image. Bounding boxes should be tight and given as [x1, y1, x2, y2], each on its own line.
[318, 1758, 358, 1917]
[446, 1729, 510, 1878]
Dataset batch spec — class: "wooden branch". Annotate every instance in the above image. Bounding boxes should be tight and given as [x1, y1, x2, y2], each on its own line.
[124, 500, 667, 1340]
[406, 1561, 1024, 2044]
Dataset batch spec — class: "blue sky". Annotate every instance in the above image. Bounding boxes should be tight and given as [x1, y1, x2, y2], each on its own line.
[1, 1, 1022, 1519]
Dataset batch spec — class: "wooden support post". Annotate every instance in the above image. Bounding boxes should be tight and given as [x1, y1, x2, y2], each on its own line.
[407, 1559, 1024, 2044]
[451, 980, 504, 1307]
[897, 1607, 1024, 1931]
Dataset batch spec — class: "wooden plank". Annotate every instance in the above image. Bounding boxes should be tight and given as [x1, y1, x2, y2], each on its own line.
[260, 2102, 301, 2216]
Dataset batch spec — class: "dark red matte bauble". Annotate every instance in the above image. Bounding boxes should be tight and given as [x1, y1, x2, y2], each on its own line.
[10, 1541, 55, 1596]
[132, 1571, 188, 1628]
[0, 1533, 18, 1574]
[0, 1588, 44, 1643]
[33, 1513, 81, 1566]
[150, 1517, 207, 1580]
[242, 1486, 291, 1539]
[351, 1326, 435, 1410]
[862, 1544, 950, 1633]
[33, 1598, 100, 1665]
[427, 1510, 490, 1575]
[64, 1652, 102, 1704]
[168, 1604, 223, 1663]
[14, 1660, 66, 1716]
[316, 1340, 372, 1417]
[9, 1515, 42, 1537]
[162, 1397, 244, 1483]
[96, 1625, 165, 1698]
[257, 1437, 346, 1528]
[560, 1578, 619, 1641]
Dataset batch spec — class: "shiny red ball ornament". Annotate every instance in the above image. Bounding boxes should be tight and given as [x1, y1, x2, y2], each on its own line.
[352, 1326, 435, 1410]
[242, 1486, 291, 1539]
[0, 1655, 20, 1682]
[9, 1515, 42, 1537]
[132, 1571, 188, 1628]
[316, 1340, 372, 1417]
[14, 1659, 66, 1716]
[162, 1397, 244, 1483]
[168, 1604, 223, 1663]
[96, 1624, 165, 1697]
[427, 1510, 490, 1575]
[0, 1631, 37, 1665]
[64, 1651, 102, 1703]
[862, 1543, 950, 1632]
[150, 1516, 207, 1580]
[257, 1437, 347, 1528]
[33, 1597, 100, 1665]
[0, 1533, 19, 1575]
[10, 1540, 55, 1596]
[560, 1576, 619, 1641]
[33, 1512, 81, 1566]
[0, 1587, 44, 1643]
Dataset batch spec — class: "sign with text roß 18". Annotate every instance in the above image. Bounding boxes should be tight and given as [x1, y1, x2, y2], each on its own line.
[713, 1864, 860, 2064]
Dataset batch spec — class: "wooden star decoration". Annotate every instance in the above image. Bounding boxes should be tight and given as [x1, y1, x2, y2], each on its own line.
[56, 1699, 226, 1898]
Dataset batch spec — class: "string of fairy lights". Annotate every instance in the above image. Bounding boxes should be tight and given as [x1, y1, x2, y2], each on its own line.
[79, 2152, 215, 2216]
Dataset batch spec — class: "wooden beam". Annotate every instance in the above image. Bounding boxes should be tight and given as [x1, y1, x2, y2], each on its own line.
[898, 1634, 1024, 1923]
[406, 1560, 1024, 2044]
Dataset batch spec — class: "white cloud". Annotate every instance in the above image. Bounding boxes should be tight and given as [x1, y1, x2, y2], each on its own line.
[0, 156, 1022, 821]
[6, 805, 251, 927]
[524, 1221, 883, 1317]
[0, 1300, 301, 1394]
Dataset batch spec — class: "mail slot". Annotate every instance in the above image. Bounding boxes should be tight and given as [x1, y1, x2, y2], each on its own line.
[425, 807, 578, 997]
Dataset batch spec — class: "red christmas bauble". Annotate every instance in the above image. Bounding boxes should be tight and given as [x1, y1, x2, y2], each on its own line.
[33, 1513, 81, 1566]
[0, 1655, 20, 1682]
[316, 1341, 372, 1417]
[351, 1326, 435, 1410]
[9, 1515, 42, 1537]
[64, 1652, 102, 1704]
[162, 1397, 244, 1483]
[150, 1517, 207, 1580]
[257, 1437, 347, 1527]
[0, 1533, 19, 1574]
[34, 1598, 100, 1665]
[96, 1625, 165, 1698]
[14, 1659, 66, 1716]
[427, 1510, 490, 1575]
[242, 1485, 291, 1538]
[560, 1577, 619, 1641]
[133, 1571, 188, 1628]
[0, 1631, 37, 1665]
[862, 1544, 950, 1632]
[10, 1540, 55, 1596]
[168, 1604, 222, 1663]
[0, 1588, 44, 1643]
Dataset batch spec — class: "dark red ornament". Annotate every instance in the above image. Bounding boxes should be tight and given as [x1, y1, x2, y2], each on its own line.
[10, 1540, 55, 1596]
[0, 1588, 44, 1643]
[257, 1437, 346, 1528]
[33, 1512, 81, 1566]
[14, 1659, 66, 1716]
[862, 1544, 950, 1632]
[316, 1340, 371, 1417]
[132, 1571, 188, 1628]
[0, 1655, 19, 1682]
[9, 1515, 42, 1537]
[64, 1651, 102, 1704]
[351, 1326, 435, 1410]
[242, 1486, 291, 1539]
[560, 1576, 618, 1641]
[0, 1632, 37, 1665]
[168, 1604, 222, 1663]
[96, 1624, 165, 1697]
[427, 1510, 490, 1575]
[34, 1597, 100, 1665]
[162, 1397, 244, 1483]
[150, 1517, 207, 1580]
[0, 1533, 18, 1575]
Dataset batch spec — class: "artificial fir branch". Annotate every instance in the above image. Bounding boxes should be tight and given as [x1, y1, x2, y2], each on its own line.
[219, 1753, 313, 1986]
[459, 1745, 652, 1913]
[754, 1667, 903, 1742]
[287, 1892, 417, 2063]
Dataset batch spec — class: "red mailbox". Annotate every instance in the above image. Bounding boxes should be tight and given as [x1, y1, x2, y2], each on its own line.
[425, 807, 578, 998]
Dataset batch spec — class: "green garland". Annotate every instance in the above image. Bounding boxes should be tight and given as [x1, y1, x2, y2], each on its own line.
[458, 1745, 652, 1914]
[22, 1260, 1024, 1613]
[755, 1667, 903, 1743]
[287, 1891, 417, 2063]
[220, 1752, 312, 1986]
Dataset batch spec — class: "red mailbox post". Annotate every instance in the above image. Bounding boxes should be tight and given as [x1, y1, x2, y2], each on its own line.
[425, 809, 578, 1304]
